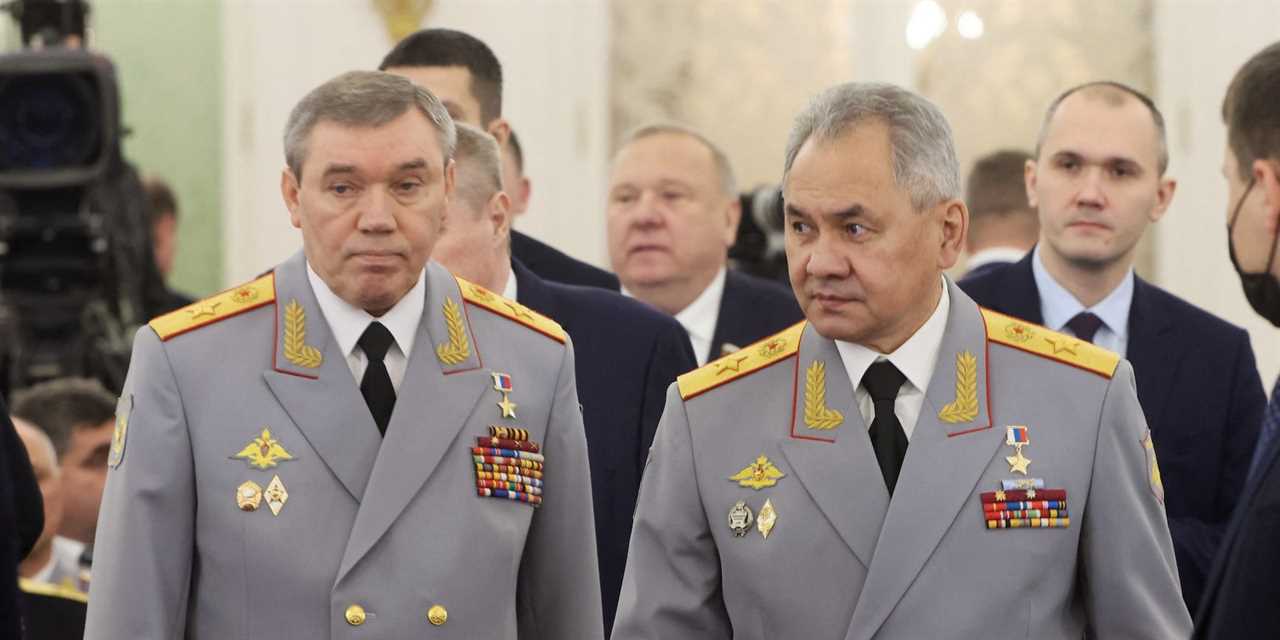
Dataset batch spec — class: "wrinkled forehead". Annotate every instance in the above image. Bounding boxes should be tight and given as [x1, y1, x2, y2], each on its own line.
[304, 114, 446, 177]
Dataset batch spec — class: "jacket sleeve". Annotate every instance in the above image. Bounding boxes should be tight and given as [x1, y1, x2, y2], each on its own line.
[1081, 360, 1193, 637]
[84, 327, 195, 640]
[612, 384, 732, 640]
[516, 337, 604, 639]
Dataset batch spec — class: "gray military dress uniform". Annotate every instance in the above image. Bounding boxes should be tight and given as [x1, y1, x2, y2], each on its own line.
[613, 279, 1190, 639]
[85, 252, 604, 639]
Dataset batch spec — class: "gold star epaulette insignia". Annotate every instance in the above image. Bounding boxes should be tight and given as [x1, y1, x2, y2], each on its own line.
[677, 321, 806, 400]
[456, 276, 566, 344]
[148, 273, 276, 341]
[980, 308, 1119, 379]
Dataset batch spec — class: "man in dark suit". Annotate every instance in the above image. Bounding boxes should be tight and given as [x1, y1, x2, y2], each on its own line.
[606, 123, 802, 365]
[380, 28, 619, 292]
[432, 122, 697, 633]
[1193, 40, 1280, 639]
[962, 81, 1265, 614]
[960, 149, 1037, 281]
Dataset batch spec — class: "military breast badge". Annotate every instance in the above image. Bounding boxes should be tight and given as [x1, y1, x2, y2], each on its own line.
[264, 475, 289, 516]
[232, 428, 296, 469]
[980, 487, 1069, 530]
[728, 455, 786, 490]
[757, 499, 778, 540]
[236, 481, 263, 512]
[728, 500, 754, 537]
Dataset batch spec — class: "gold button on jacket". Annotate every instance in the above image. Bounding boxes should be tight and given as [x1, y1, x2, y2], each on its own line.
[344, 604, 366, 626]
[428, 604, 448, 626]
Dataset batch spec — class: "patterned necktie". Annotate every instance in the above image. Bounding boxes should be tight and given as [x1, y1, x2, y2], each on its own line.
[1066, 311, 1104, 344]
[863, 361, 909, 496]
[358, 321, 396, 435]
[1247, 375, 1280, 483]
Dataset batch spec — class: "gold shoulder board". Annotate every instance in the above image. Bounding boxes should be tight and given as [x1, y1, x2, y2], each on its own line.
[981, 308, 1118, 379]
[677, 321, 806, 400]
[456, 276, 566, 344]
[18, 577, 89, 604]
[149, 273, 276, 341]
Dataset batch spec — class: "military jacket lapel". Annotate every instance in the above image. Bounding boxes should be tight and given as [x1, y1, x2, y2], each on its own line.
[778, 323, 888, 569]
[262, 252, 382, 503]
[337, 262, 489, 580]
[845, 281, 1003, 640]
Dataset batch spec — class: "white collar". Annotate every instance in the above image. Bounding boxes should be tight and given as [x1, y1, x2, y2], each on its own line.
[673, 267, 727, 347]
[305, 263, 425, 360]
[1031, 246, 1133, 339]
[835, 276, 951, 396]
[966, 246, 1028, 271]
[501, 268, 518, 300]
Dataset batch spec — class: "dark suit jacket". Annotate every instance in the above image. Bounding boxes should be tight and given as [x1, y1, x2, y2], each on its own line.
[961, 254, 1266, 613]
[708, 269, 804, 360]
[511, 230, 620, 291]
[2, 403, 43, 639]
[1193, 426, 1280, 638]
[513, 260, 696, 634]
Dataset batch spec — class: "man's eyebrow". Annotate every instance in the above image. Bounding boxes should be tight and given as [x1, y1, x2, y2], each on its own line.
[396, 158, 428, 172]
[321, 164, 357, 178]
[784, 203, 866, 219]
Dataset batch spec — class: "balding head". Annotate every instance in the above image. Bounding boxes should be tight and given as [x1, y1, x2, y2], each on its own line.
[1036, 81, 1169, 175]
[14, 416, 63, 577]
[14, 416, 56, 477]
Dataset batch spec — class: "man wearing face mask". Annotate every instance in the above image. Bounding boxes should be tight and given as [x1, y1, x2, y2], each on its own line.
[1194, 40, 1280, 640]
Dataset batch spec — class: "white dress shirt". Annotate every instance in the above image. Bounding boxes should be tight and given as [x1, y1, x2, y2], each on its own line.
[1031, 246, 1133, 355]
[834, 277, 950, 441]
[501, 269, 518, 300]
[306, 263, 425, 392]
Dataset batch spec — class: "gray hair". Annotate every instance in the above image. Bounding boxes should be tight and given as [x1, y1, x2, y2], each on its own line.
[283, 70, 457, 179]
[1035, 81, 1169, 175]
[617, 122, 738, 196]
[783, 82, 961, 211]
[452, 122, 504, 213]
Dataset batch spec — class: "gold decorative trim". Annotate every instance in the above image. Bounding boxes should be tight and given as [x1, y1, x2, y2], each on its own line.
[283, 300, 323, 368]
[938, 351, 979, 423]
[435, 298, 471, 365]
[803, 360, 844, 430]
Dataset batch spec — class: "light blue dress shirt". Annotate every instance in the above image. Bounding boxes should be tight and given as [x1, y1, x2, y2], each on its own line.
[1031, 246, 1134, 356]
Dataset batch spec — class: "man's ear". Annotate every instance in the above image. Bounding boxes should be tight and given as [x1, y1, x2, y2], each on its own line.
[486, 118, 512, 148]
[488, 190, 513, 248]
[722, 196, 742, 247]
[1149, 177, 1177, 223]
[1256, 158, 1280, 228]
[281, 167, 303, 229]
[1024, 158, 1040, 208]
[938, 198, 968, 270]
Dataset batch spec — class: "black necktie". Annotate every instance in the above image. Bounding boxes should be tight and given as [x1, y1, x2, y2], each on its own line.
[863, 361, 908, 496]
[358, 321, 396, 435]
[1066, 311, 1104, 344]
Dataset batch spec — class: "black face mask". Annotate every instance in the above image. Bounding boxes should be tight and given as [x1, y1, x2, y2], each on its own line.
[1227, 177, 1280, 326]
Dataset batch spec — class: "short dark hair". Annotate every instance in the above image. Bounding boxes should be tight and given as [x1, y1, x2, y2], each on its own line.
[1036, 81, 1169, 175]
[1223, 41, 1280, 178]
[967, 149, 1033, 219]
[143, 176, 178, 224]
[12, 378, 117, 458]
[507, 128, 524, 174]
[379, 28, 503, 125]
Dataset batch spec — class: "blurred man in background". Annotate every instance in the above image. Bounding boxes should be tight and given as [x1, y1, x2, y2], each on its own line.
[960, 149, 1037, 279]
[143, 176, 195, 311]
[607, 123, 802, 365]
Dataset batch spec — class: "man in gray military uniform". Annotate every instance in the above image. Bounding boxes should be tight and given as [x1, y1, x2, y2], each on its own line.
[612, 83, 1190, 639]
[85, 71, 603, 639]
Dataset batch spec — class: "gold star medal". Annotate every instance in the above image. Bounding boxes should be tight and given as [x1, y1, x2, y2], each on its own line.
[728, 455, 786, 490]
[1005, 425, 1031, 475]
[232, 428, 295, 469]
[492, 372, 517, 419]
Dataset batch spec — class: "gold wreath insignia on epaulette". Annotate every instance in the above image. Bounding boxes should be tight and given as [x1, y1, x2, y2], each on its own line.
[804, 360, 844, 430]
[283, 300, 323, 368]
[435, 298, 471, 365]
[937, 351, 979, 423]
